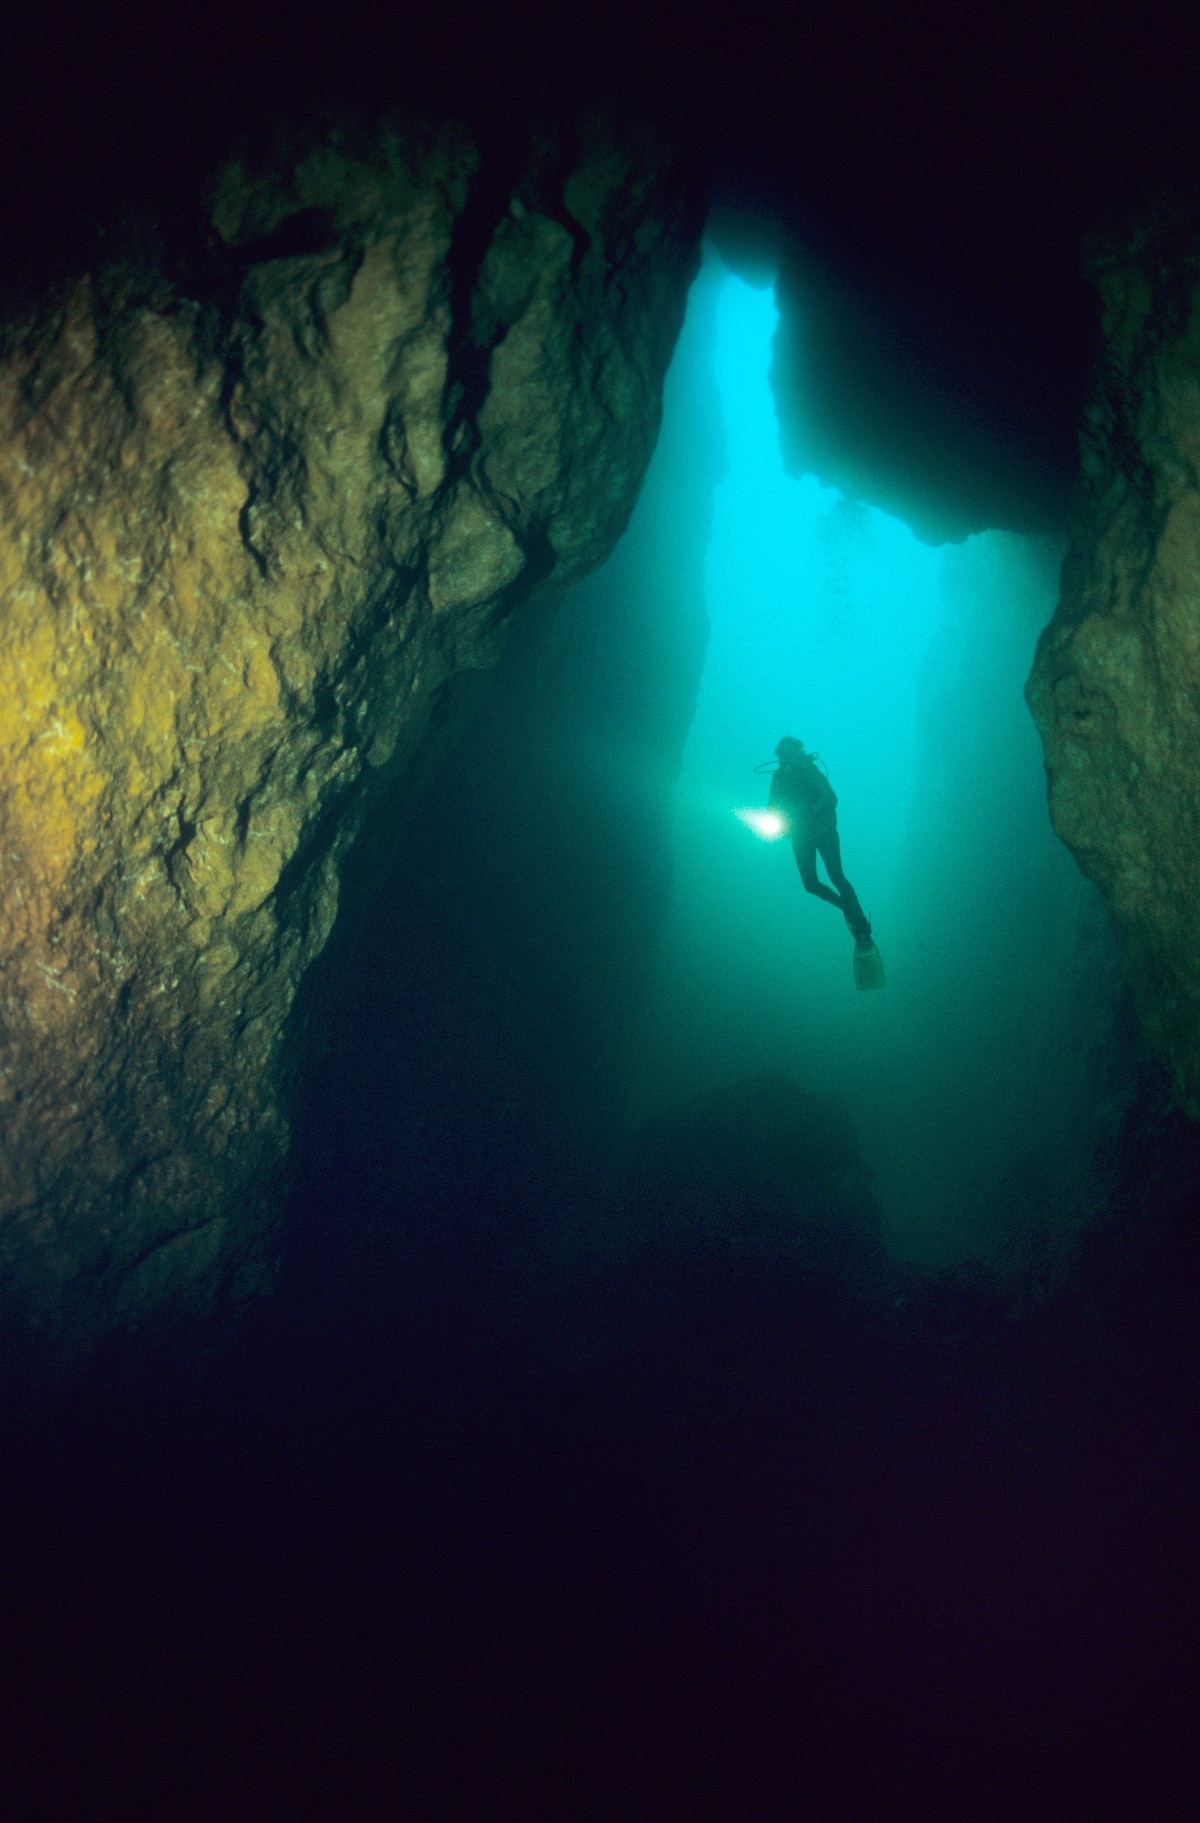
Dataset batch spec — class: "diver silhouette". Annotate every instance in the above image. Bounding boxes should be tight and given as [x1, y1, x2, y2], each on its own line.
[768, 738, 882, 987]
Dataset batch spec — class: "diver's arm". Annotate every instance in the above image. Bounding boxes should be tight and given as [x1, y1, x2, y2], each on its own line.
[767, 768, 793, 836]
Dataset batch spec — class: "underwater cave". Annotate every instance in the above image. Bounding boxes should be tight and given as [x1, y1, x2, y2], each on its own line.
[2, 2, 1200, 1815]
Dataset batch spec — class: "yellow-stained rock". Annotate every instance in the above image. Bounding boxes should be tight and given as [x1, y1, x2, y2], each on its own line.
[1028, 211, 1200, 1113]
[0, 116, 697, 1366]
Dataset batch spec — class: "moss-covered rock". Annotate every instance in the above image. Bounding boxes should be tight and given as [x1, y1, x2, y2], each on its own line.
[0, 114, 697, 1367]
[1028, 211, 1200, 1114]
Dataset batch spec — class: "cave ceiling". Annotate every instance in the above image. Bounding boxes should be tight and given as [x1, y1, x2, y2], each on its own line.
[5, 0, 1197, 544]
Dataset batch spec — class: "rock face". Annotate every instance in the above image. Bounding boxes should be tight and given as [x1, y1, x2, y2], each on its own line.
[1027, 213, 1200, 1114]
[0, 116, 697, 1367]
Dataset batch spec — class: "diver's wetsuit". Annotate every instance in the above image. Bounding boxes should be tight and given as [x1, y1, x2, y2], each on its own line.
[769, 752, 871, 943]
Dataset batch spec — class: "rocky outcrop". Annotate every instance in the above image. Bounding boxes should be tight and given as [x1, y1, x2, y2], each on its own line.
[1027, 211, 1200, 1114]
[0, 115, 697, 1367]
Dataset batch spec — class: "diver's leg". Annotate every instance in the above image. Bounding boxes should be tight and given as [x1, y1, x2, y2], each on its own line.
[793, 838, 843, 909]
[816, 825, 870, 941]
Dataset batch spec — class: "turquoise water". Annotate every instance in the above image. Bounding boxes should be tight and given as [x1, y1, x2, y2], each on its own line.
[638, 248, 1110, 1267]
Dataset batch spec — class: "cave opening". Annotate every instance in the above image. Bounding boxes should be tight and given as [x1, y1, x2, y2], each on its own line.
[639, 246, 1120, 1271]
[135, 215, 1196, 1819]
[170, 216, 1197, 1811]
[285, 232, 1127, 1335]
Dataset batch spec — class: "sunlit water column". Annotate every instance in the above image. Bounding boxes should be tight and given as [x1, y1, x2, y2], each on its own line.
[641, 247, 1110, 1268]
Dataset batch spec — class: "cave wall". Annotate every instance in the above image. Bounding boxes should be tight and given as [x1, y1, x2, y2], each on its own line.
[1028, 210, 1200, 1116]
[0, 114, 698, 1366]
[282, 254, 723, 1316]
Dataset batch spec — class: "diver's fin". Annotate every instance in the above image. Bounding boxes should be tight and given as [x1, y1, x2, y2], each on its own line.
[853, 941, 886, 991]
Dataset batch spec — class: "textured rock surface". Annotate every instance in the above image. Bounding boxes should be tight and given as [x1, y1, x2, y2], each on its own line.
[1028, 214, 1200, 1113]
[0, 116, 696, 1365]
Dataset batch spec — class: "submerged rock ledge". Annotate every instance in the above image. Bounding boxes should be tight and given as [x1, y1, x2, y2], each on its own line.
[0, 115, 697, 1366]
[1028, 209, 1200, 1114]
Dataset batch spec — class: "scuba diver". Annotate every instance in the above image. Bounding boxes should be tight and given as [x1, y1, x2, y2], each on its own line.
[767, 736, 886, 989]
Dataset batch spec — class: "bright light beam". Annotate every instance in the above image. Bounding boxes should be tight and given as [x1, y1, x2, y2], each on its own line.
[733, 808, 787, 841]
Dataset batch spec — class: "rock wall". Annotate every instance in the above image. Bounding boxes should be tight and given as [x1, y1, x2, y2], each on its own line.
[1028, 212, 1200, 1115]
[0, 115, 697, 1367]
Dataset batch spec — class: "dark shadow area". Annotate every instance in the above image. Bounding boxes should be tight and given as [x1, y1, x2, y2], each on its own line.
[2, 1047, 1199, 1817]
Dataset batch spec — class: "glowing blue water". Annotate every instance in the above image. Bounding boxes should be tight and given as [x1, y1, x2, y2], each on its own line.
[687, 271, 944, 937]
[641, 248, 1109, 1267]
